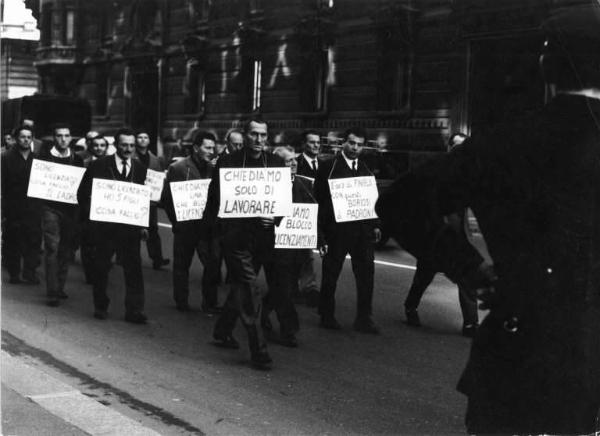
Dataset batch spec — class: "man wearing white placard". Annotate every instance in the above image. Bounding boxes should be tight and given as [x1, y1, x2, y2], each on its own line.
[135, 130, 170, 270]
[77, 128, 149, 324]
[36, 124, 84, 307]
[162, 131, 221, 313]
[203, 118, 287, 370]
[314, 127, 382, 334]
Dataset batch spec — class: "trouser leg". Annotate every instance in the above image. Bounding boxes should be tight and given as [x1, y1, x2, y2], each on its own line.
[298, 250, 318, 293]
[458, 285, 479, 325]
[92, 231, 115, 311]
[264, 254, 299, 337]
[119, 228, 144, 314]
[404, 258, 437, 311]
[56, 214, 75, 293]
[172, 230, 197, 306]
[42, 209, 61, 297]
[349, 234, 375, 320]
[146, 205, 164, 263]
[197, 236, 221, 308]
[319, 240, 349, 319]
[4, 220, 23, 279]
[80, 223, 96, 283]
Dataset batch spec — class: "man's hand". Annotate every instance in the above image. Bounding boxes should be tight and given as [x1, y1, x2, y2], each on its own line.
[259, 216, 274, 229]
[140, 229, 149, 241]
[373, 228, 382, 244]
[319, 244, 328, 257]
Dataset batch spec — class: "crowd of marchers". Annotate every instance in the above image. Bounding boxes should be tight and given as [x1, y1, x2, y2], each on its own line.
[3, 118, 484, 370]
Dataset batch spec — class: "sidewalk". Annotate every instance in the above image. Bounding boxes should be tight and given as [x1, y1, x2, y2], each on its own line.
[1, 350, 161, 436]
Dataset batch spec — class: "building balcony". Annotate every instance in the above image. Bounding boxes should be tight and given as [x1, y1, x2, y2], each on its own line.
[34, 45, 81, 66]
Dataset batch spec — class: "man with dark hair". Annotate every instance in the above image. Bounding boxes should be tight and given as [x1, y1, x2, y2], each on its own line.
[203, 117, 285, 369]
[77, 127, 149, 324]
[162, 130, 222, 313]
[377, 4, 600, 433]
[225, 129, 244, 154]
[134, 130, 170, 270]
[37, 124, 84, 306]
[1, 125, 42, 284]
[314, 127, 382, 333]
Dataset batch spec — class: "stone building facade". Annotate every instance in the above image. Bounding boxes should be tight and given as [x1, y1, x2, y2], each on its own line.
[25, 0, 582, 168]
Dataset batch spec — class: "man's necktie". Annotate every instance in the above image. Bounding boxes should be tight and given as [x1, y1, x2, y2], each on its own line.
[311, 159, 317, 172]
[121, 159, 127, 178]
[352, 160, 357, 175]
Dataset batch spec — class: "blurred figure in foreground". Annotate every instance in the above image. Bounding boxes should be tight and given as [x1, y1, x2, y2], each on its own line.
[377, 3, 600, 433]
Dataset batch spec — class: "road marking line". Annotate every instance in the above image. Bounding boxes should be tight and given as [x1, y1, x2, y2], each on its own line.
[1, 351, 162, 436]
[159, 221, 417, 271]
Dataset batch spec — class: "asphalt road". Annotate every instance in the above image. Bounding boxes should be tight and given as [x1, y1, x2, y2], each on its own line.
[1, 214, 481, 435]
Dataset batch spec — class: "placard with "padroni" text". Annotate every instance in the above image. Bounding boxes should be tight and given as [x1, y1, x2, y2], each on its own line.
[89, 179, 151, 227]
[329, 176, 378, 223]
[218, 167, 293, 218]
[275, 203, 318, 249]
[170, 179, 211, 222]
[27, 159, 86, 204]
[145, 169, 166, 202]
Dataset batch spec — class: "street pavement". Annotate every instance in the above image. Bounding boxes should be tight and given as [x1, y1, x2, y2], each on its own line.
[1, 212, 482, 435]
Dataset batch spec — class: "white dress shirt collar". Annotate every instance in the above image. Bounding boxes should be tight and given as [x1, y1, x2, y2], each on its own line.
[341, 151, 357, 171]
[114, 154, 131, 176]
[302, 153, 318, 169]
[50, 146, 71, 158]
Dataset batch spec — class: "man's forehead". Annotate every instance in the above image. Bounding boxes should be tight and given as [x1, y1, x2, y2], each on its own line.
[55, 128, 71, 135]
[248, 121, 267, 133]
[118, 135, 135, 144]
[305, 134, 320, 142]
[346, 134, 365, 143]
[229, 132, 243, 141]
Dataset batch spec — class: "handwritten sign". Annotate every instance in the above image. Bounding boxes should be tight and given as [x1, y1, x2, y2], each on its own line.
[328, 176, 378, 222]
[275, 203, 318, 249]
[218, 167, 293, 218]
[145, 169, 166, 202]
[27, 159, 86, 204]
[170, 179, 211, 222]
[89, 179, 151, 227]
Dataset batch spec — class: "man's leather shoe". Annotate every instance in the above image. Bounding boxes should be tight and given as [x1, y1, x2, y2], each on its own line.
[250, 351, 273, 370]
[353, 319, 380, 335]
[319, 317, 342, 330]
[46, 298, 60, 307]
[405, 309, 421, 327]
[93, 310, 108, 320]
[125, 312, 148, 324]
[212, 334, 239, 349]
[22, 273, 40, 285]
[152, 258, 170, 270]
[176, 302, 191, 312]
[201, 304, 223, 314]
[279, 335, 298, 348]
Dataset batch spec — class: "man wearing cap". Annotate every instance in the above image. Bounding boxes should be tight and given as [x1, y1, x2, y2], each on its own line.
[377, 3, 600, 433]
[134, 131, 170, 270]
[161, 131, 221, 313]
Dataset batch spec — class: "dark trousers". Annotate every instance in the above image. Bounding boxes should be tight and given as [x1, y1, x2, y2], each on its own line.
[146, 205, 165, 263]
[319, 226, 375, 321]
[263, 249, 305, 338]
[172, 229, 221, 307]
[80, 221, 96, 283]
[298, 250, 319, 294]
[404, 258, 479, 326]
[3, 216, 41, 280]
[42, 208, 76, 297]
[214, 225, 273, 356]
[92, 224, 144, 314]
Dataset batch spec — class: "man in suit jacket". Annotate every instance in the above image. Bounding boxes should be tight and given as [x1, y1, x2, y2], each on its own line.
[161, 131, 221, 313]
[294, 130, 324, 306]
[135, 130, 169, 270]
[77, 128, 149, 324]
[203, 118, 286, 369]
[314, 127, 381, 334]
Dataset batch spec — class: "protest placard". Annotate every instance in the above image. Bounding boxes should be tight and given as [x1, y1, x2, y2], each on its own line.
[275, 203, 318, 249]
[328, 176, 379, 223]
[27, 159, 86, 204]
[218, 167, 293, 218]
[144, 169, 166, 202]
[170, 179, 211, 222]
[89, 179, 151, 227]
